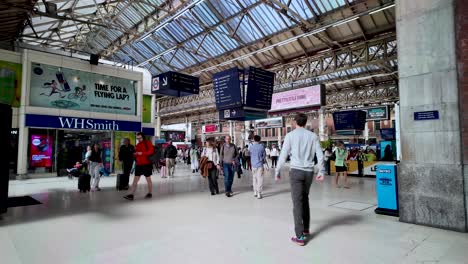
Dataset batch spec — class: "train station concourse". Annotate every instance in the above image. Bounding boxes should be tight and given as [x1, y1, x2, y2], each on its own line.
[1, 0, 468, 263]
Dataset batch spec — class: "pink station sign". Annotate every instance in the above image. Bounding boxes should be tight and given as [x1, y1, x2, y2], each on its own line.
[270, 85, 323, 111]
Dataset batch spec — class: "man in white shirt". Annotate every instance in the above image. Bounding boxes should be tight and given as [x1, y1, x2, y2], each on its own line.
[275, 113, 325, 246]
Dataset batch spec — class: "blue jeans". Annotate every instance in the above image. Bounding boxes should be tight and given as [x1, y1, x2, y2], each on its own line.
[223, 163, 235, 193]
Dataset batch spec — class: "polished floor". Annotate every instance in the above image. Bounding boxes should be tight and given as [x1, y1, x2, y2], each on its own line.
[1, 165, 468, 264]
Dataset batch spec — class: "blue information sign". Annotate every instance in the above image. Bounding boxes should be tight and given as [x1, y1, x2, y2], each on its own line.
[333, 110, 367, 131]
[152, 71, 199, 97]
[375, 164, 399, 216]
[414, 110, 439, 121]
[213, 68, 243, 110]
[245, 67, 275, 110]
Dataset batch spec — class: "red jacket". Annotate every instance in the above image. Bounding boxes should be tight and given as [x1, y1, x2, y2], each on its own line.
[134, 140, 154, 166]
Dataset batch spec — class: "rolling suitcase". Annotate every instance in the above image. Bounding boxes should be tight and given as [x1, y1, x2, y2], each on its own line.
[78, 173, 91, 192]
[116, 174, 129, 190]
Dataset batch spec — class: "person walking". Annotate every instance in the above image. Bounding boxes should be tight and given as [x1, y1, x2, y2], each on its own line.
[324, 147, 332, 176]
[265, 146, 271, 167]
[201, 139, 220, 195]
[88, 143, 103, 191]
[357, 149, 366, 177]
[220, 135, 239, 197]
[124, 132, 155, 201]
[243, 145, 251, 170]
[249, 135, 266, 199]
[334, 141, 349, 188]
[164, 141, 178, 177]
[275, 113, 325, 246]
[270, 144, 280, 168]
[118, 138, 135, 190]
[190, 145, 199, 173]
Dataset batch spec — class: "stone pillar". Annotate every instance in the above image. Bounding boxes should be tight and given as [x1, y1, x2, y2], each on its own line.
[155, 100, 161, 138]
[456, 0, 468, 230]
[185, 116, 189, 143]
[318, 109, 326, 141]
[17, 50, 29, 178]
[397, 0, 467, 231]
[364, 122, 369, 143]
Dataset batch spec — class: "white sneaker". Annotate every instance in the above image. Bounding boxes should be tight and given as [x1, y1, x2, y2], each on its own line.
[254, 192, 258, 198]
[257, 193, 262, 199]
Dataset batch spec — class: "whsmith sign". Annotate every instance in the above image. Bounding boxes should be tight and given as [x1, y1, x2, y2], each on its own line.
[25, 114, 141, 132]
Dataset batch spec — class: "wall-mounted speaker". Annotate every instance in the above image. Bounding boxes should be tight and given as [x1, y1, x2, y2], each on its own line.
[90, 54, 99, 65]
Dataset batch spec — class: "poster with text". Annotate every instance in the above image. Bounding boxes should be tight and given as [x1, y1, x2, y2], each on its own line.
[113, 132, 136, 172]
[143, 95, 152, 123]
[29, 63, 137, 115]
[0, 60, 22, 107]
[30, 135, 53, 168]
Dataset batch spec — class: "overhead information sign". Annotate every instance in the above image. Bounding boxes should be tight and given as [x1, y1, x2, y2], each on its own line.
[152, 71, 199, 97]
[213, 67, 243, 110]
[333, 110, 367, 131]
[245, 67, 275, 110]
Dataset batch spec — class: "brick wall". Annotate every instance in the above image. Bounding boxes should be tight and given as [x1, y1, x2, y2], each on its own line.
[457, 0, 468, 164]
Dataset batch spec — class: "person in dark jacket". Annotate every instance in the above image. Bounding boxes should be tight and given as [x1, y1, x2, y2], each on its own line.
[118, 138, 135, 190]
[164, 140, 178, 177]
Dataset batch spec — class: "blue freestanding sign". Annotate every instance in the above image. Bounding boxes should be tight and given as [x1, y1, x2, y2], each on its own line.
[375, 164, 399, 216]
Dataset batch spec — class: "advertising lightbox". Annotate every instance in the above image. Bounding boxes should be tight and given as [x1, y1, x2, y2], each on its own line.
[270, 84, 325, 112]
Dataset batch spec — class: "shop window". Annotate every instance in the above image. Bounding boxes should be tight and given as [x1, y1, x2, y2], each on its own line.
[266, 128, 270, 137]
[272, 128, 276, 137]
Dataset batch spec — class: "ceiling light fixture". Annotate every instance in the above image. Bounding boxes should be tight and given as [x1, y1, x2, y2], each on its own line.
[369, 4, 395, 15]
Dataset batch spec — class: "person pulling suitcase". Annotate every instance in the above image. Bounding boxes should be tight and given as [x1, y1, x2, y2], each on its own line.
[118, 138, 135, 190]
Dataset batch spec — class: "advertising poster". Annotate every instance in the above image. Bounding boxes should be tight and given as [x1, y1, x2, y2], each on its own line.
[30, 135, 54, 168]
[165, 131, 185, 142]
[102, 139, 112, 171]
[143, 95, 152, 123]
[270, 85, 324, 111]
[0, 60, 22, 107]
[380, 141, 396, 161]
[29, 63, 137, 115]
[254, 117, 283, 129]
[113, 132, 136, 171]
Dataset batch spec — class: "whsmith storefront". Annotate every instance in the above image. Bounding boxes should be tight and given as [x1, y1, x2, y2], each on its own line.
[16, 50, 150, 178]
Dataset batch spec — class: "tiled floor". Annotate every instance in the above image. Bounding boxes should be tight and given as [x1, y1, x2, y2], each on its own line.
[1, 165, 468, 264]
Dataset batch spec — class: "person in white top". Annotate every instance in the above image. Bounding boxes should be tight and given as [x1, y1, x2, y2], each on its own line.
[203, 139, 220, 195]
[270, 144, 280, 168]
[275, 113, 325, 247]
[265, 146, 271, 167]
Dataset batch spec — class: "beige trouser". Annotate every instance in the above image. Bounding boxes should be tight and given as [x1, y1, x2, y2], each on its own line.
[252, 167, 264, 194]
[166, 158, 176, 176]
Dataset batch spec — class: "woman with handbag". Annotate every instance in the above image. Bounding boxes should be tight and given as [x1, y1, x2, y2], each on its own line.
[201, 139, 220, 196]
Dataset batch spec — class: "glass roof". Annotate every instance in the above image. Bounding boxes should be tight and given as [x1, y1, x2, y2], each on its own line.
[21, 0, 395, 81]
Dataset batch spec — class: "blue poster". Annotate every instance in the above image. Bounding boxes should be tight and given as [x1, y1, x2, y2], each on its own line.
[376, 164, 398, 211]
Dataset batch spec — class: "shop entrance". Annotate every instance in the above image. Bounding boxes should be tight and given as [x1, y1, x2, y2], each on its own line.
[28, 128, 112, 177]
